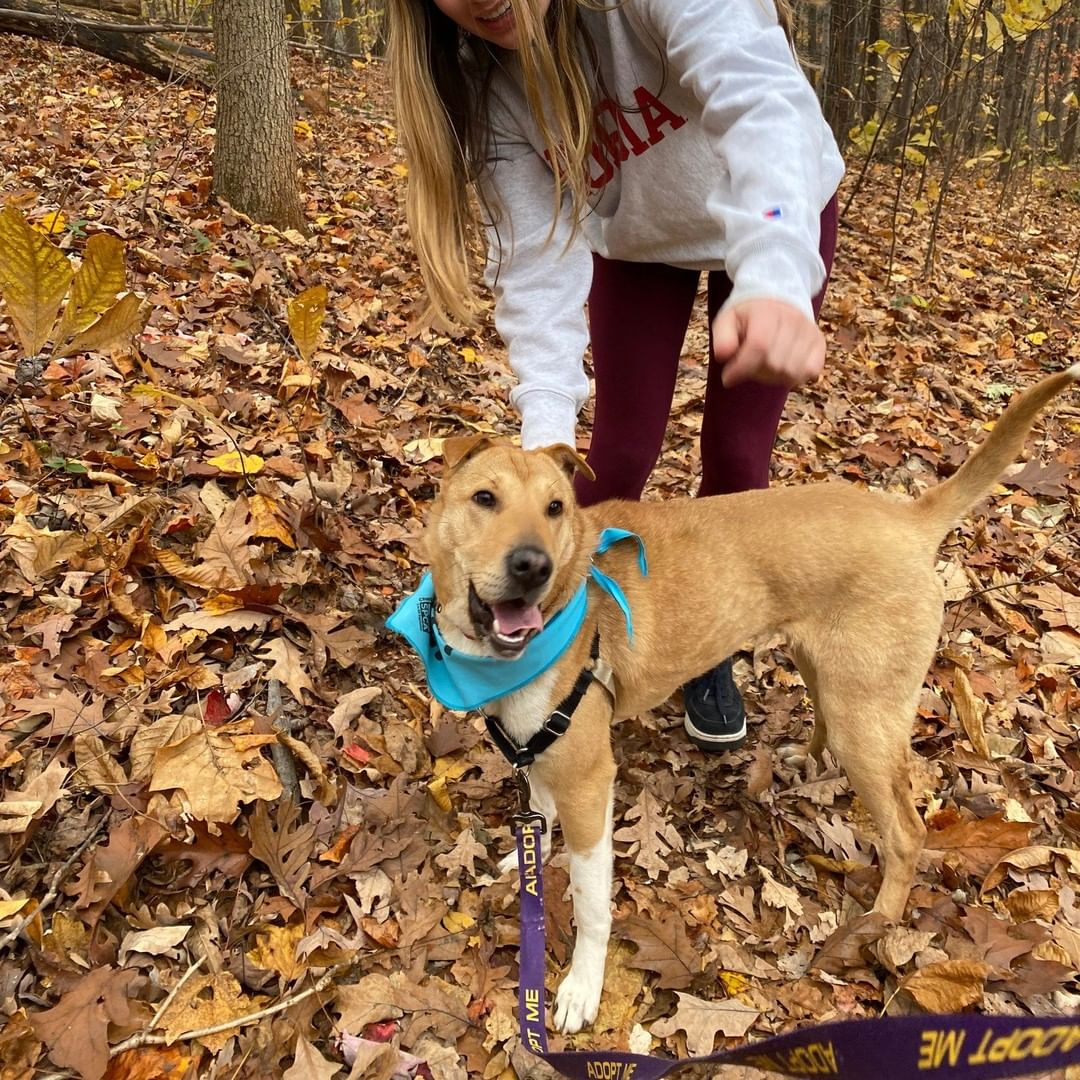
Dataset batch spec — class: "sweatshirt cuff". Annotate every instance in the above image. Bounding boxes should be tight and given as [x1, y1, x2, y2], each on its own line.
[513, 388, 580, 450]
[725, 244, 822, 322]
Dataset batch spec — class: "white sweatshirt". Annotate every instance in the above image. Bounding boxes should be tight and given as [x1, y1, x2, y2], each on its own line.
[478, 0, 846, 450]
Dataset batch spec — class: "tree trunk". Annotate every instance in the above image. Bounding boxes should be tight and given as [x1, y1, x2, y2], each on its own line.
[0, 0, 207, 83]
[1062, 16, 1080, 163]
[341, 0, 360, 56]
[212, 0, 305, 231]
[318, 0, 348, 66]
[72, 0, 140, 16]
[284, 0, 304, 44]
[822, 0, 859, 141]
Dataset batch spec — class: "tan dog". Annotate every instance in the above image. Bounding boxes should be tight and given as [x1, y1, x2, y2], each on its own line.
[419, 365, 1077, 1034]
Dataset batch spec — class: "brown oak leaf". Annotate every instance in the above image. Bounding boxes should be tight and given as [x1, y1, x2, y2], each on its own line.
[30, 967, 139, 1080]
[650, 990, 759, 1053]
[613, 788, 682, 880]
[616, 912, 701, 989]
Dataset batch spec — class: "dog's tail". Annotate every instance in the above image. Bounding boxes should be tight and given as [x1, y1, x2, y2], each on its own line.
[915, 363, 1079, 539]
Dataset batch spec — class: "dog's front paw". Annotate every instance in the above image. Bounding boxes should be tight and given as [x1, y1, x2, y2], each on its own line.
[553, 965, 603, 1033]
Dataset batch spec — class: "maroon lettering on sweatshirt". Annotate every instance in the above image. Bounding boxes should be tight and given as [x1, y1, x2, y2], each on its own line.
[543, 85, 687, 192]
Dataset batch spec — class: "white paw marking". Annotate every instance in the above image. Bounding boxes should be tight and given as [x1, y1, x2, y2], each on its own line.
[553, 963, 603, 1033]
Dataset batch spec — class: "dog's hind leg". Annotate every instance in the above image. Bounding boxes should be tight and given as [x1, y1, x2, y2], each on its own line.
[793, 617, 936, 922]
[547, 735, 616, 1034]
[779, 645, 827, 771]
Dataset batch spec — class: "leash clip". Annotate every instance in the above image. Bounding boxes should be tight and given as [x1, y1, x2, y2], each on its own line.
[511, 768, 547, 834]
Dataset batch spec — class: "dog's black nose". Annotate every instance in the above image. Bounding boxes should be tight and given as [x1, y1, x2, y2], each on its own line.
[506, 545, 552, 589]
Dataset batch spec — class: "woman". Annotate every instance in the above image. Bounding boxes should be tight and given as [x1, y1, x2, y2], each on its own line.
[387, 0, 844, 751]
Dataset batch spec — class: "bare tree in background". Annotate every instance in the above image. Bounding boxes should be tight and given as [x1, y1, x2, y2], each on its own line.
[212, 0, 304, 230]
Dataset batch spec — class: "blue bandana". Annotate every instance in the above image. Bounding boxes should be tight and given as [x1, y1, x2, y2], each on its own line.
[386, 528, 647, 712]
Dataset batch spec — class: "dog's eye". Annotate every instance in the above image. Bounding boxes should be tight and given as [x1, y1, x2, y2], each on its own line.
[472, 490, 496, 509]
[547, 499, 563, 517]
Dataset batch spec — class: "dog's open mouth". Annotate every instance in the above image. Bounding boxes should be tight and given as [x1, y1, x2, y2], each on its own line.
[469, 583, 543, 657]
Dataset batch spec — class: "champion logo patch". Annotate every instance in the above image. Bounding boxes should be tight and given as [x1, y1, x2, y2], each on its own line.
[763, 206, 783, 219]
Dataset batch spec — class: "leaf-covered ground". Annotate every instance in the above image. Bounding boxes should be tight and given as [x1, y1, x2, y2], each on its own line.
[0, 38, 1079, 1080]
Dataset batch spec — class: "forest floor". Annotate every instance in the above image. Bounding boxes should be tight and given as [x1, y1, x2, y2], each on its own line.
[0, 37, 1079, 1080]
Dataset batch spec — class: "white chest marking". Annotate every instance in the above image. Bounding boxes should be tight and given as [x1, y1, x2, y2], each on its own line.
[491, 667, 559, 747]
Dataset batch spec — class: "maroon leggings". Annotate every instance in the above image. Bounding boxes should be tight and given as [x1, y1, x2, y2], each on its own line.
[574, 196, 838, 506]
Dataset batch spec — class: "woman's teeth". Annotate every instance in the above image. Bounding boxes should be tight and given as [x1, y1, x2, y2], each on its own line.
[478, 1, 512, 22]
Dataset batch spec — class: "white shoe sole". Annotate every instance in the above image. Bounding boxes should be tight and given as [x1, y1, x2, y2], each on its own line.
[683, 712, 747, 748]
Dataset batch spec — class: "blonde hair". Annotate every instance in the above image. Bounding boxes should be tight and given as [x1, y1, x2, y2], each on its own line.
[387, 0, 794, 327]
[386, 0, 599, 326]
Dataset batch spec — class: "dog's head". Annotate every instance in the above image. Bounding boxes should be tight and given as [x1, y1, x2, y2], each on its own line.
[423, 437, 594, 659]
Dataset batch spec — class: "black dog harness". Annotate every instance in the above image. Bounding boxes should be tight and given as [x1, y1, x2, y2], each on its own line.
[483, 631, 612, 769]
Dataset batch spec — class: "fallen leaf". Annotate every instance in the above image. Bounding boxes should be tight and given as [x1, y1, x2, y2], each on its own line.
[0, 758, 69, 834]
[900, 959, 990, 1012]
[650, 991, 759, 1053]
[148, 721, 282, 825]
[30, 967, 139, 1080]
[617, 912, 701, 989]
[158, 971, 264, 1052]
[924, 812, 1035, 877]
[258, 637, 315, 702]
[613, 788, 683, 879]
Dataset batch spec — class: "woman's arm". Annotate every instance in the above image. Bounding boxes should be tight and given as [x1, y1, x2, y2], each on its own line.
[480, 121, 593, 450]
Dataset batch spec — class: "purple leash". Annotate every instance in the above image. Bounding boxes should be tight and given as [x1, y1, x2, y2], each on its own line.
[513, 808, 1080, 1080]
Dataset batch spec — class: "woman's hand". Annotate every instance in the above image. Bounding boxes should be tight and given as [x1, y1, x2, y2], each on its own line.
[712, 298, 825, 388]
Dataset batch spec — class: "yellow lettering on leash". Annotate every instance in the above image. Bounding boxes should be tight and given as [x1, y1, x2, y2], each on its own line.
[585, 1063, 637, 1079]
[918, 1028, 965, 1069]
[521, 826, 540, 897]
[967, 1025, 1080, 1066]
[524, 988, 541, 1024]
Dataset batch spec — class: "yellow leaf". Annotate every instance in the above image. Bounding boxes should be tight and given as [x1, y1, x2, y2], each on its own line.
[717, 970, 750, 995]
[433, 756, 470, 781]
[156, 547, 243, 591]
[34, 211, 66, 236]
[427, 774, 452, 812]
[460, 346, 480, 364]
[53, 233, 126, 351]
[287, 284, 328, 364]
[246, 923, 307, 980]
[249, 494, 296, 548]
[208, 450, 264, 476]
[442, 910, 476, 934]
[55, 292, 148, 359]
[0, 897, 30, 920]
[954, 267, 976, 279]
[0, 204, 74, 355]
[392, 162, 408, 177]
[1025, 331, 1048, 345]
[294, 119, 313, 138]
[984, 9, 1003, 49]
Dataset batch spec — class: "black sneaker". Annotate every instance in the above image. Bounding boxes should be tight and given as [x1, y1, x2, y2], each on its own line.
[683, 658, 747, 751]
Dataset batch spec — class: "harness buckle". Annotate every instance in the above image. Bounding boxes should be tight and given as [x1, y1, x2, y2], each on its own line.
[543, 710, 571, 735]
[511, 768, 547, 834]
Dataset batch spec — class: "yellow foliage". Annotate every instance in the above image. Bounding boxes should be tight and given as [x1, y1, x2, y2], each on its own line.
[0, 206, 146, 360]
[207, 451, 265, 476]
[286, 284, 328, 364]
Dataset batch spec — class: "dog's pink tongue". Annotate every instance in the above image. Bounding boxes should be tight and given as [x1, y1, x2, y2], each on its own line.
[492, 602, 543, 636]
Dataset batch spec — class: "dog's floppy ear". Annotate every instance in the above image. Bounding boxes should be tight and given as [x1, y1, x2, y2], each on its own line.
[442, 435, 494, 472]
[542, 444, 595, 483]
